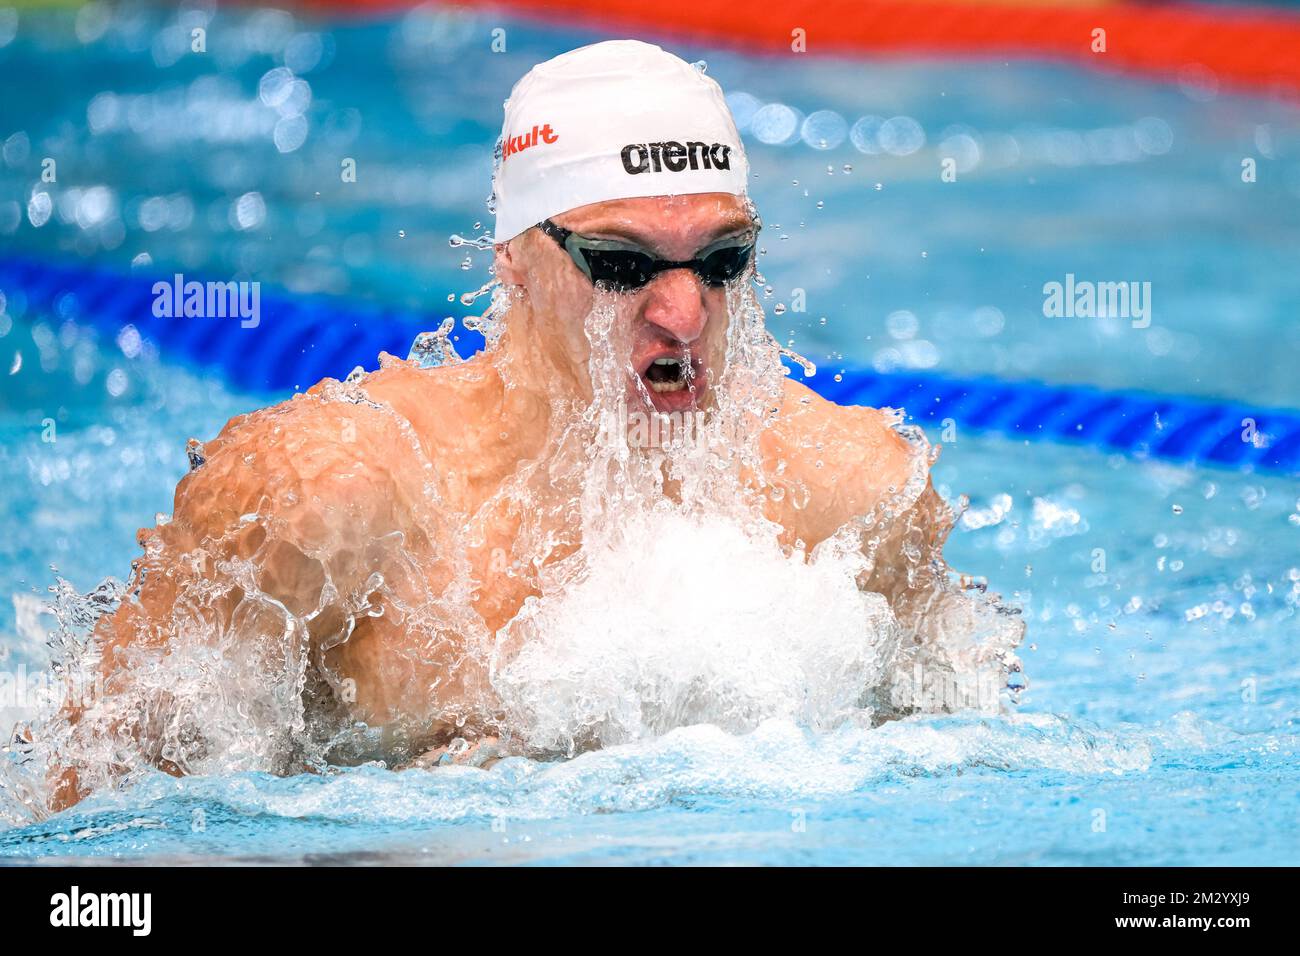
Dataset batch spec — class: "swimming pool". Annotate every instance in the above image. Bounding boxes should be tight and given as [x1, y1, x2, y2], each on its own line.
[1, 5, 1297, 864]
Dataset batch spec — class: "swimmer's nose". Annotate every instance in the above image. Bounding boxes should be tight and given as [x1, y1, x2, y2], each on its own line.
[640, 269, 709, 344]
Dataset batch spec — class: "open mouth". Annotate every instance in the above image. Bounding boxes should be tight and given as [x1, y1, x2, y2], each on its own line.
[643, 356, 689, 393]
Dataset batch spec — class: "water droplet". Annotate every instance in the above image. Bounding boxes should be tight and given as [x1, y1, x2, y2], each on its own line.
[776, 341, 817, 378]
[449, 231, 496, 251]
[457, 277, 498, 313]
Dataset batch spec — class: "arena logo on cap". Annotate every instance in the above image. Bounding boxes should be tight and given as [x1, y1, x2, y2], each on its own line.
[620, 141, 733, 175]
[503, 123, 558, 160]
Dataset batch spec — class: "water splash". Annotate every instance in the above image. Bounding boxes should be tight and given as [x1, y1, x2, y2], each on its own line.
[484, 132, 504, 219]
[776, 341, 817, 378]
[449, 232, 497, 252]
[492, 510, 900, 756]
[406, 317, 461, 368]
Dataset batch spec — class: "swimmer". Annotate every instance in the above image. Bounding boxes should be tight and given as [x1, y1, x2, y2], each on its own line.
[47, 40, 1022, 810]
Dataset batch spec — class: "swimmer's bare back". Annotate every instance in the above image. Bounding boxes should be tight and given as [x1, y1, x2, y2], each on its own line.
[50, 350, 947, 810]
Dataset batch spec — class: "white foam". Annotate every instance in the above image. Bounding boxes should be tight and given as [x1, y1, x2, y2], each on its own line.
[493, 508, 899, 755]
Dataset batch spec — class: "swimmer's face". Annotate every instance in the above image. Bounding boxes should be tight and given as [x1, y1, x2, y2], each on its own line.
[495, 193, 755, 414]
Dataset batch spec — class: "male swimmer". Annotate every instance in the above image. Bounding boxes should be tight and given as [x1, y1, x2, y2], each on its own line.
[45, 40, 1022, 810]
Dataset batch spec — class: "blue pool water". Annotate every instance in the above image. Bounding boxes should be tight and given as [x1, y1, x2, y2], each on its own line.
[1, 6, 1298, 864]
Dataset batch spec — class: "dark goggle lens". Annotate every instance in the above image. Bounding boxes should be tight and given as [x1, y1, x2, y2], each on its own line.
[580, 248, 657, 290]
[579, 241, 754, 291]
[695, 242, 754, 285]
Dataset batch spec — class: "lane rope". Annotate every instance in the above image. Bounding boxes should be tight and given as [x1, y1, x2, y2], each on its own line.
[300, 0, 1300, 99]
[2, 255, 1296, 474]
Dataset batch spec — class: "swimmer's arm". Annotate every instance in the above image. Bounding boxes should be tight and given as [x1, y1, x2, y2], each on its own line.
[858, 477, 959, 629]
[812, 401, 1024, 674]
[789, 394, 1024, 705]
[860, 477, 1025, 711]
[48, 404, 354, 808]
[47, 396, 448, 810]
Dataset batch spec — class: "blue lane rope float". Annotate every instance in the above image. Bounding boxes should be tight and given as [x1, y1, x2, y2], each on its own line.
[0, 255, 484, 394]
[2, 255, 1297, 475]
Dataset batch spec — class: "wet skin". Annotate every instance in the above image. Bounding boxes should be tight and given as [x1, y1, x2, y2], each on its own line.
[53, 193, 959, 808]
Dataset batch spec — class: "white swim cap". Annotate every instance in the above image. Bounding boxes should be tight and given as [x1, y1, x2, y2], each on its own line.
[491, 39, 750, 243]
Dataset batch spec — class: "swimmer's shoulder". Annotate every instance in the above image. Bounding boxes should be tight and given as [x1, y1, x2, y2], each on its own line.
[772, 377, 914, 470]
[171, 351, 510, 543]
[767, 377, 919, 511]
[358, 350, 504, 436]
[172, 374, 436, 548]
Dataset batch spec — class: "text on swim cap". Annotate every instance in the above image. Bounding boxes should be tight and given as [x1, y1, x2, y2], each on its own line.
[620, 141, 733, 175]
[504, 123, 558, 160]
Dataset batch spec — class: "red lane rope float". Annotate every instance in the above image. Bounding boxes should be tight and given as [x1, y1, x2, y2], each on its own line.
[295, 0, 1300, 98]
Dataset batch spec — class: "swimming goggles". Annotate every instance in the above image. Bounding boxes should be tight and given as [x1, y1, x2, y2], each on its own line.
[537, 218, 756, 292]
